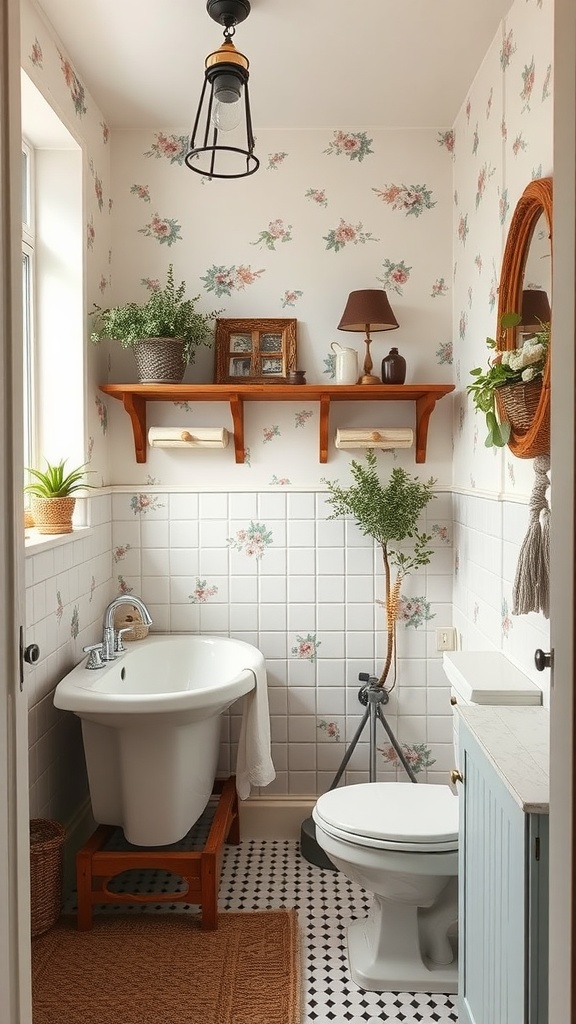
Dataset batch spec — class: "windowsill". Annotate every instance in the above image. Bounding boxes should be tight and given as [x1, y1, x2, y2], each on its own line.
[24, 525, 94, 555]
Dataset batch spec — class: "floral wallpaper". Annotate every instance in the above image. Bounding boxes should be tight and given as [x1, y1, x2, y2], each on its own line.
[22, 0, 112, 484]
[108, 124, 454, 488]
[451, 0, 552, 680]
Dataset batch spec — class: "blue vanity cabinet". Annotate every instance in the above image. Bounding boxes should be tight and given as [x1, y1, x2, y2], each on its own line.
[458, 720, 549, 1024]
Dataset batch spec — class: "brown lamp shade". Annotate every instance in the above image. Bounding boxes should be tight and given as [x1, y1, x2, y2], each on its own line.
[520, 289, 551, 327]
[337, 289, 399, 333]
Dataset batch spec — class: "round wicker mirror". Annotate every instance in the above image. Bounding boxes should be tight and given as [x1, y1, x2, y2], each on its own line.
[495, 176, 552, 458]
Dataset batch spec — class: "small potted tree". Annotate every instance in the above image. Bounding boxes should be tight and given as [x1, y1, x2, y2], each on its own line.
[25, 459, 93, 535]
[301, 451, 437, 868]
[91, 265, 220, 383]
[323, 449, 436, 690]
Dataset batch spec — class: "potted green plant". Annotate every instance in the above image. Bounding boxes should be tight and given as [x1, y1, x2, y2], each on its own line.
[323, 449, 436, 690]
[467, 314, 550, 447]
[90, 265, 220, 383]
[25, 458, 93, 535]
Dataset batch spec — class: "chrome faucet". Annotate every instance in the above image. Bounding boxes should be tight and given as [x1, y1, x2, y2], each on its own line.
[101, 595, 153, 662]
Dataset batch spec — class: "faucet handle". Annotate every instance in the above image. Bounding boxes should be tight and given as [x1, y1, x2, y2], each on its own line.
[82, 643, 104, 670]
[114, 627, 134, 653]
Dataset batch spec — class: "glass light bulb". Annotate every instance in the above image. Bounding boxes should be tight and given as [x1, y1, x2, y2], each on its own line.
[211, 96, 242, 132]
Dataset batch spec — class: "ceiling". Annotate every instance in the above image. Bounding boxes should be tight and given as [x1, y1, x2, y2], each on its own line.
[34, 0, 513, 131]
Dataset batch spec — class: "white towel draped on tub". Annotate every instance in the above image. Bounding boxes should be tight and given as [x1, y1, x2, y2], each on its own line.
[236, 656, 276, 799]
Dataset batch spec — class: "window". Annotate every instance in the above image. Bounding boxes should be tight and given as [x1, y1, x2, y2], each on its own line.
[22, 142, 36, 479]
[21, 73, 85, 518]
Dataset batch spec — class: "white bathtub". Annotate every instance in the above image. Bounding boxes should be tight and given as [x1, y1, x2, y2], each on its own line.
[54, 634, 264, 846]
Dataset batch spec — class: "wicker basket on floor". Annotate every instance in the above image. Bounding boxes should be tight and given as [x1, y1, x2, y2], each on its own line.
[30, 819, 65, 938]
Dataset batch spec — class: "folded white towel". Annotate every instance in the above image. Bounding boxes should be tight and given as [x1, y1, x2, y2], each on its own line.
[236, 652, 276, 800]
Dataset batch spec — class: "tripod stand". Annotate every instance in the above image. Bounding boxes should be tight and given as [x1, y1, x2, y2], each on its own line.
[300, 673, 417, 869]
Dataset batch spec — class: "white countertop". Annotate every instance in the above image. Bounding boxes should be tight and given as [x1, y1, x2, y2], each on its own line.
[456, 705, 550, 814]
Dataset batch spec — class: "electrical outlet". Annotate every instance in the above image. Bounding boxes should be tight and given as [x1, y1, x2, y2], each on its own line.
[435, 627, 458, 652]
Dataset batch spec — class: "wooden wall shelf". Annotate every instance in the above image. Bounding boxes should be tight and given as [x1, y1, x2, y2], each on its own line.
[98, 382, 455, 464]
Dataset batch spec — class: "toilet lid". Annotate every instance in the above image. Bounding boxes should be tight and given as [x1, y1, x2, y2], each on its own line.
[314, 783, 458, 848]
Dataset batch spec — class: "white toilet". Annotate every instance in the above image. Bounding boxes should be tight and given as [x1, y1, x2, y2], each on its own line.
[312, 651, 543, 993]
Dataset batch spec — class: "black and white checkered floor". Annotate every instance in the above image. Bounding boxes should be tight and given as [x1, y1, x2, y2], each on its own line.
[66, 825, 458, 1023]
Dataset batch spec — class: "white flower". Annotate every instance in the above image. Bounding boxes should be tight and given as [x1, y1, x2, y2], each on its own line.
[508, 352, 523, 371]
[521, 341, 545, 366]
[507, 340, 545, 373]
[521, 366, 537, 382]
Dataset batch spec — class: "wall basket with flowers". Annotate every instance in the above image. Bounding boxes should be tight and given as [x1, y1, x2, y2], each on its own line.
[467, 313, 550, 453]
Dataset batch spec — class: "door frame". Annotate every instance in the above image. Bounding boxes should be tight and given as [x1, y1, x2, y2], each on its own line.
[0, 0, 32, 1021]
[549, 2, 576, 1021]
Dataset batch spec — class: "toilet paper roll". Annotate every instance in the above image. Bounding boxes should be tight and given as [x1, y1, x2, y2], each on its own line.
[335, 428, 413, 449]
[148, 427, 229, 448]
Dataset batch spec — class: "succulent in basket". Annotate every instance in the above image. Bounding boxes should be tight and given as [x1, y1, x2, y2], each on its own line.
[90, 265, 221, 383]
[25, 459, 93, 535]
[467, 313, 550, 447]
[25, 459, 92, 497]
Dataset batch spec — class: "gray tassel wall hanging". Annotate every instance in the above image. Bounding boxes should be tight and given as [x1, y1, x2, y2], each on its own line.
[512, 454, 551, 618]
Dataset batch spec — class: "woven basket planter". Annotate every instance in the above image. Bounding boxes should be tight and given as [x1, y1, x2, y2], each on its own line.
[495, 376, 550, 457]
[30, 819, 65, 938]
[114, 604, 150, 641]
[30, 496, 76, 535]
[495, 377, 542, 433]
[134, 337, 187, 383]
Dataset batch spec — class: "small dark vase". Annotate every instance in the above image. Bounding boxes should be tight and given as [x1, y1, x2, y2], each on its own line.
[381, 347, 406, 385]
[287, 369, 307, 385]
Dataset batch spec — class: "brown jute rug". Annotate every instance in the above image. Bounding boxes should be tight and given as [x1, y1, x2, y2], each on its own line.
[32, 910, 301, 1024]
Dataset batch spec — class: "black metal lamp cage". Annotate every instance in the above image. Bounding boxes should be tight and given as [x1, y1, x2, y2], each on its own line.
[185, 0, 259, 180]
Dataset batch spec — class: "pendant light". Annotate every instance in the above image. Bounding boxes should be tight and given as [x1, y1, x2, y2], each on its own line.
[185, 0, 259, 180]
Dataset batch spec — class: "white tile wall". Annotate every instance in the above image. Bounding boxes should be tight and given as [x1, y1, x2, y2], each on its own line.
[25, 494, 114, 822]
[101, 486, 456, 795]
[27, 484, 460, 827]
[452, 491, 549, 701]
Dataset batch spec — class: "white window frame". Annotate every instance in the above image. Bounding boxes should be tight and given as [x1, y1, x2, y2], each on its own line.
[21, 80, 86, 544]
[21, 139, 37, 483]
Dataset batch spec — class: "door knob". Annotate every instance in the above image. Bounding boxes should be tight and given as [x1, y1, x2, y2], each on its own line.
[534, 649, 552, 672]
[450, 769, 463, 785]
[23, 643, 40, 665]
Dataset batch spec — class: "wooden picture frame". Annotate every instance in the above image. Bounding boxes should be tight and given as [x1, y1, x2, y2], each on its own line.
[214, 318, 297, 384]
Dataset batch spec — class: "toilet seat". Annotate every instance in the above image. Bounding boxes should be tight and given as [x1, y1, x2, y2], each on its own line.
[313, 783, 459, 853]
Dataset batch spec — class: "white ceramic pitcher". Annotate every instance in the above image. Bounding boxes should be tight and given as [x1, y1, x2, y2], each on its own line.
[331, 342, 358, 384]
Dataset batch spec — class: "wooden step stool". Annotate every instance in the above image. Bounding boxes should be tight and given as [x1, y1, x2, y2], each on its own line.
[76, 776, 240, 930]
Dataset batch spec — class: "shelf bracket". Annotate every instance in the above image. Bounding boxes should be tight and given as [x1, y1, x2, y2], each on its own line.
[122, 392, 147, 463]
[415, 394, 438, 463]
[228, 394, 245, 463]
[319, 393, 330, 463]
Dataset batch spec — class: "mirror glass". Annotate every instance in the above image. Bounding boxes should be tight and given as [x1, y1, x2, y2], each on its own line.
[522, 209, 552, 316]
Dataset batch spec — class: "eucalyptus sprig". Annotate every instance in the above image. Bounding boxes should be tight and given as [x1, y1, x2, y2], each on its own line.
[25, 458, 94, 497]
[323, 449, 436, 689]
